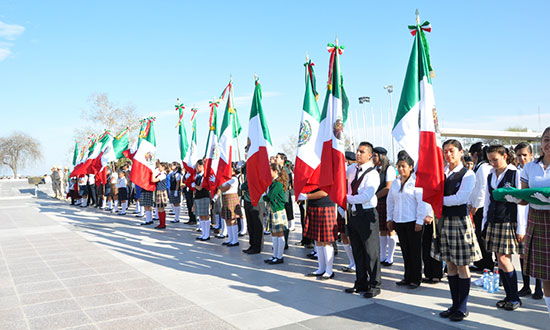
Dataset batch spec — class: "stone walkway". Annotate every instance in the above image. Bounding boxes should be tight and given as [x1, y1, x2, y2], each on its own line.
[0, 180, 547, 329]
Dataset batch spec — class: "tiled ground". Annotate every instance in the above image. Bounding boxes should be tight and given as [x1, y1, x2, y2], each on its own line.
[0, 180, 548, 329]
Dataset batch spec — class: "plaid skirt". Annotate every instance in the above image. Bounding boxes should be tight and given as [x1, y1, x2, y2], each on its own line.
[377, 198, 388, 232]
[486, 221, 523, 255]
[267, 209, 288, 235]
[169, 190, 181, 204]
[141, 190, 154, 207]
[221, 193, 242, 220]
[431, 215, 482, 266]
[304, 206, 338, 242]
[155, 190, 169, 208]
[110, 184, 118, 198]
[194, 197, 210, 217]
[524, 208, 550, 280]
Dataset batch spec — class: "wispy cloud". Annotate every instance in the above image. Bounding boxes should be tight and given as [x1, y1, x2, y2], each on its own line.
[0, 21, 24, 61]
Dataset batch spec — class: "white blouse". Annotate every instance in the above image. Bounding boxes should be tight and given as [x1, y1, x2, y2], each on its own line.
[221, 177, 239, 195]
[386, 175, 431, 225]
[520, 160, 550, 210]
[469, 162, 491, 209]
[443, 163, 476, 207]
[482, 164, 526, 235]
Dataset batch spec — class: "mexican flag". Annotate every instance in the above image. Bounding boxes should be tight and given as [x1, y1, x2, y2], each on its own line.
[183, 116, 199, 188]
[393, 20, 444, 218]
[129, 119, 157, 191]
[113, 127, 129, 159]
[294, 59, 323, 199]
[72, 142, 79, 166]
[246, 78, 274, 206]
[216, 81, 242, 188]
[202, 100, 220, 196]
[89, 131, 113, 174]
[70, 135, 98, 177]
[176, 102, 189, 162]
[96, 133, 117, 185]
[318, 42, 349, 209]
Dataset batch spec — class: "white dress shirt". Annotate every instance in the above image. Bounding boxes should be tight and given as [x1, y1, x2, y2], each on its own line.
[469, 162, 491, 209]
[116, 176, 128, 189]
[88, 174, 95, 185]
[346, 161, 380, 210]
[482, 164, 526, 234]
[520, 160, 550, 210]
[221, 177, 239, 195]
[386, 174, 432, 225]
[443, 163, 476, 207]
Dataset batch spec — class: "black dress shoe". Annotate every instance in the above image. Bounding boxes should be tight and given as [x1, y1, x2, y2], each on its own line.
[196, 236, 203, 240]
[222, 242, 230, 246]
[140, 221, 153, 226]
[199, 237, 210, 241]
[341, 266, 356, 273]
[242, 248, 252, 253]
[264, 257, 275, 263]
[504, 301, 521, 311]
[247, 249, 261, 255]
[154, 226, 166, 229]
[396, 280, 409, 286]
[319, 273, 335, 281]
[306, 251, 317, 258]
[344, 287, 357, 293]
[227, 242, 239, 247]
[496, 299, 508, 308]
[268, 257, 284, 264]
[518, 286, 531, 297]
[170, 220, 180, 223]
[449, 310, 469, 322]
[408, 283, 420, 289]
[532, 291, 544, 300]
[363, 288, 381, 298]
[306, 272, 323, 277]
[381, 261, 393, 267]
[439, 308, 455, 318]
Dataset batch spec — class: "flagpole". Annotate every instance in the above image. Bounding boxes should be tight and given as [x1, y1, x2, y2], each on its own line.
[231, 77, 242, 162]
[371, 106, 376, 146]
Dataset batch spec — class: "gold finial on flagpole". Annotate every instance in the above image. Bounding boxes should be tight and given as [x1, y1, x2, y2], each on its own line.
[306, 52, 309, 62]
[176, 98, 180, 105]
[335, 35, 339, 46]
[254, 72, 258, 81]
[415, 9, 420, 24]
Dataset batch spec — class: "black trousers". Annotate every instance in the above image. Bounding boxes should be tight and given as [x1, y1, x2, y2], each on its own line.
[184, 189, 196, 223]
[347, 207, 381, 290]
[395, 221, 423, 285]
[472, 208, 494, 270]
[88, 184, 97, 206]
[298, 202, 312, 245]
[422, 222, 443, 279]
[244, 200, 263, 252]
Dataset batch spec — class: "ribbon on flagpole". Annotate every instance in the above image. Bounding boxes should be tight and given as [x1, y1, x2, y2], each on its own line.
[409, 21, 434, 77]
[190, 108, 198, 122]
[115, 127, 129, 140]
[208, 100, 219, 129]
[327, 42, 344, 90]
[175, 103, 185, 127]
[304, 59, 319, 101]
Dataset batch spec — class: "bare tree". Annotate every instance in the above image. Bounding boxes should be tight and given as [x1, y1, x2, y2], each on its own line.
[279, 134, 298, 163]
[74, 93, 141, 145]
[0, 131, 42, 178]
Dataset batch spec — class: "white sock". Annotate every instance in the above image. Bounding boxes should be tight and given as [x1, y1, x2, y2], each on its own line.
[221, 220, 227, 236]
[139, 205, 144, 216]
[145, 210, 152, 223]
[82, 198, 87, 206]
[199, 221, 206, 239]
[387, 235, 397, 263]
[231, 225, 239, 244]
[271, 236, 278, 258]
[204, 220, 211, 239]
[277, 237, 285, 259]
[379, 235, 388, 261]
[239, 217, 247, 235]
[224, 223, 231, 244]
[114, 200, 119, 211]
[545, 297, 550, 316]
[122, 201, 127, 213]
[174, 206, 180, 221]
[108, 200, 112, 209]
[324, 244, 334, 276]
[102, 198, 106, 208]
[135, 201, 141, 213]
[343, 244, 355, 268]
[314, 243, 326, 274]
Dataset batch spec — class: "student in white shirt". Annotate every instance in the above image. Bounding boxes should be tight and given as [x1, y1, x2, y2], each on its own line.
[116, 171, 128, 215]
[483, 145, 526, 311]
[386, 152, 432, 289]
[219, 165, 243, 247]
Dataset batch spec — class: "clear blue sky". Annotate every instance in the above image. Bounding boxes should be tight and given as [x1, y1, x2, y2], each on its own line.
[1, 0, 549, 176]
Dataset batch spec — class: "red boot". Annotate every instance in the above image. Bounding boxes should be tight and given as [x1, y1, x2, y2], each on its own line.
[155, 211, 166, 229]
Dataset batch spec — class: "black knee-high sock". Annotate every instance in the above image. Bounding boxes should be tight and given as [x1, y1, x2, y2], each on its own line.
[499, 269, 510, 302]
[519, 258, 530, 290]
[505, 270, 521, 303]
[535, 279, 543, 296]
[448, 275, 459, 311]
[457, 277, 471, 314]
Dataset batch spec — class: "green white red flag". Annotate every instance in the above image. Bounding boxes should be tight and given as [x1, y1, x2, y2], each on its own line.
[70, 134, 98, 177]
[294, 58, 323, 198]
[113, 127, 129, 159]
[318, 41, 349, 209]
[202, 99, 220, 196]
[129, 119, 157, 191]
[392, 19, 444, 218]
[216, 81, 242, 188]
[72, 141, 79, 166]
[246, 78, 274, 206]
[183, 115, 199, 187]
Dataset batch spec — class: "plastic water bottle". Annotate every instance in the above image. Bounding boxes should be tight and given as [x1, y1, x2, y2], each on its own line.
[493, 269, 500, 293]
[482, 269, 490, 290]
[488, 272, 495, 293]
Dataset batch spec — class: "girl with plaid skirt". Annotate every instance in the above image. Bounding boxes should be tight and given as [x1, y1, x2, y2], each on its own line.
[483, 145, 526, 311]
[304, 189, 338, 280]
[168, 162, 182, 223]
[435, 139, 482, 322]
[152, 162, 169, 229]
[263, 163, 289, 265]
[373, 147, 397, 266]
[193, 160, 212, 241]
[219, 166, 242, 247]
[513, 126, 550, 316]
[116, 171, 129, 215]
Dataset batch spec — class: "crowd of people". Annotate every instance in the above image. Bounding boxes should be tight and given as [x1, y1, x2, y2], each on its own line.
[55, 126, 550, 323]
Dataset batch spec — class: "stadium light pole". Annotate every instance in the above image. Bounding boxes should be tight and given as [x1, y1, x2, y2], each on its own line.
[358, 96, 370, 143]
[384, 85, 395, 162]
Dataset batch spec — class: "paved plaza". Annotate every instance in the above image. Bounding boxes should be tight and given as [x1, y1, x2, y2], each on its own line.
[0, 180, 547, 329]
